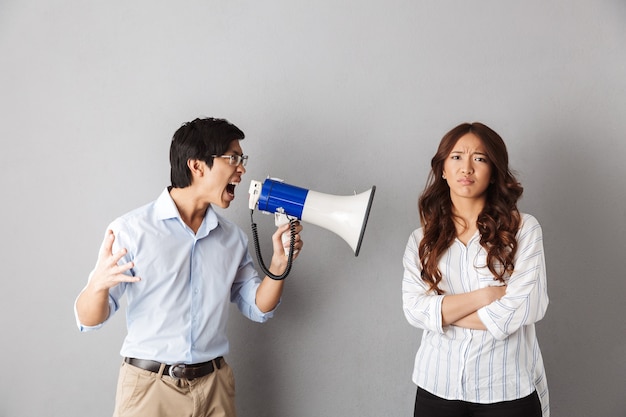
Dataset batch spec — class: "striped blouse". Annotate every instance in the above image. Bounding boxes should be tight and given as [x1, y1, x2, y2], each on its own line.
[402, 213, 550, 416]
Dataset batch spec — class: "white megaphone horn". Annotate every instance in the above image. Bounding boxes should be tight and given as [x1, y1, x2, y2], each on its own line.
[249, 178, 376, 257]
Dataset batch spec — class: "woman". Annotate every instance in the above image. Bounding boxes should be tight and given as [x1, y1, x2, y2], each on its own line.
[402, 122, 549, 417]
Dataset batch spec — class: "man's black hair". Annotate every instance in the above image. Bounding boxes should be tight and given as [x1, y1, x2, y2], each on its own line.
[169, 117, 245, 188]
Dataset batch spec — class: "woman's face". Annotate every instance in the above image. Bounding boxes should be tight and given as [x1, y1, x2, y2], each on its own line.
[442, 133, 493, 203]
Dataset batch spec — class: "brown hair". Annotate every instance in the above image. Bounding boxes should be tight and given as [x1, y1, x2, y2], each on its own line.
[418, 122, 523, 294]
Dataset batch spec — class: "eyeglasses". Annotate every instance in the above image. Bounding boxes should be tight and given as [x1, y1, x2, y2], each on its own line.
[212, 154, 249, 167]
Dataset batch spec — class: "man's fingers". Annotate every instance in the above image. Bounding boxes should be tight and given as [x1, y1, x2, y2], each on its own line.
[112, 260, 134, 275]
[115, 272, 141, 284]
[109, 248, 128, 266]
[97, 231, 131, 269]
[98, 230, 116, 258]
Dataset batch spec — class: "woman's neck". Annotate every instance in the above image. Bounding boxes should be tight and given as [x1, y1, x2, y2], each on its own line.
[450, 195, 486, 245]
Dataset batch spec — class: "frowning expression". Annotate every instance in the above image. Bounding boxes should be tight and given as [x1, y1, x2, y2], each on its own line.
[442, 133, 493, 202]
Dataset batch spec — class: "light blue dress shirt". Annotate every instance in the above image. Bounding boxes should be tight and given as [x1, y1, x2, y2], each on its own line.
[76, 188, 275, 364]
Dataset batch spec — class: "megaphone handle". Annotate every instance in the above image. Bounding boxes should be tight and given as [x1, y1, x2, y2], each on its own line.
[250, 210, 297, 280]
[281, 233, 299, 257]
[275, 212, 299, 256]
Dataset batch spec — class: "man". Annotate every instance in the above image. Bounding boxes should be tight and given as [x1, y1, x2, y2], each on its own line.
[75, 117, 303, 417]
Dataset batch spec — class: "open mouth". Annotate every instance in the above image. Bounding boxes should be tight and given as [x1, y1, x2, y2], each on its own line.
[226, 183, 236, 197]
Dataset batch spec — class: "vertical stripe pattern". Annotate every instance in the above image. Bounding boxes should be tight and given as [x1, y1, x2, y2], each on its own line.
[402, 213, 550, 416]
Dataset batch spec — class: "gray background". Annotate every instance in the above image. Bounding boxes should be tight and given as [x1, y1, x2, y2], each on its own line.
[1, 1, 625, 416]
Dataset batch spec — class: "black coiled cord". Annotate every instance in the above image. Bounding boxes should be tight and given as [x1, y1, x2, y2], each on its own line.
[250, 209, 297, 280]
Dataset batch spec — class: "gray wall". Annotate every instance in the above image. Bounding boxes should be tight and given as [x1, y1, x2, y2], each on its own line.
[1, 1, 624, 416]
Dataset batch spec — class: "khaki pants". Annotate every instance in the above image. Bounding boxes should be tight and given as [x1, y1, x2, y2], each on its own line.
[112, 359, 237, 417]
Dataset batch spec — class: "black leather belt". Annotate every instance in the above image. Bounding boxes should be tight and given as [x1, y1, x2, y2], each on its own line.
[124, 357, 223, 380]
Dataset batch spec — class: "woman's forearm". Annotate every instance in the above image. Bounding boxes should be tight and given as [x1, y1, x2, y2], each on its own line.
[441, 286, 505, 326]
[451, 312, 487, 330]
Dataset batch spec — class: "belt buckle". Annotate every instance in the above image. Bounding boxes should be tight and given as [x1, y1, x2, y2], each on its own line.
[168, 363, 185, 379]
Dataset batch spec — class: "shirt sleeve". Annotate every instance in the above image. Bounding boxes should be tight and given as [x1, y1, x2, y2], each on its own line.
[74, 295, 119, 332]
[402, 230, 445, 333]
[477, 214, 549, 340]
[230, 239, 277, 323]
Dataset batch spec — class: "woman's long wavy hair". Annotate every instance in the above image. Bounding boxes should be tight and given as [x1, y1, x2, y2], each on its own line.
[418, 122, 524, 294]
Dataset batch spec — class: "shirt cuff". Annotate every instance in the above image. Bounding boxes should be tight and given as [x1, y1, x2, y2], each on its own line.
[477, 306, 508, 340]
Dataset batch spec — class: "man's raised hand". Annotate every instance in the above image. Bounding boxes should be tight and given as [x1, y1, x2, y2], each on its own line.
[88, 230, 141, 291]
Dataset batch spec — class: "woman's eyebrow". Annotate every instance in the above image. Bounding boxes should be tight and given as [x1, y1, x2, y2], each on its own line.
[449, 150, 488, 157]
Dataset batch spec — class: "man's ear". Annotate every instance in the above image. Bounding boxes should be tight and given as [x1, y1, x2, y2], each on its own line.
[187, 159, 206, 177]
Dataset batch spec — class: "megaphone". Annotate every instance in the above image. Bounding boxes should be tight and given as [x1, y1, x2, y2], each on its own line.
[248, 177, 376, 279]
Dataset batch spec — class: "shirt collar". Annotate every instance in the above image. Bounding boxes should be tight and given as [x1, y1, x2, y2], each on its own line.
[155, 188, 220, 236]
[155, 188, 181, 221]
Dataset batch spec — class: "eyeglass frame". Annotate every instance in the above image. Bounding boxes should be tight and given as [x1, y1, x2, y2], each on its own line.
[211, 154, 249, 167]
